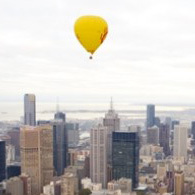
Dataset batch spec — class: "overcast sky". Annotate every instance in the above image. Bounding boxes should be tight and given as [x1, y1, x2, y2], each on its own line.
[1, 0, 195, 105]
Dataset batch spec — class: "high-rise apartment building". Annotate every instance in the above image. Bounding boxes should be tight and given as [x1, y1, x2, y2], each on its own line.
[24, 94, 36, 126]
[90, 124, 108, 188]
[53, 120, 68, 176]
[147, 126, 159, 145]
[112, 132, 139, 189]
[146, 104, 155, 128]
[173, 125, 188, 162]
[174, 171, 184, 195]
[20, 125, 53, 195]
[159, 123, 170, 156]
[0, 140, 6, 182]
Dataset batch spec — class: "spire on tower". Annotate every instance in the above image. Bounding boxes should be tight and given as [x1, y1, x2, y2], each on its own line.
[110, 97, 113, 111]
[56, 97, 60, 112]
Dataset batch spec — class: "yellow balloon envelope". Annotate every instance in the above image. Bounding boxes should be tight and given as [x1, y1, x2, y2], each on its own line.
[74, 16, 108, 57]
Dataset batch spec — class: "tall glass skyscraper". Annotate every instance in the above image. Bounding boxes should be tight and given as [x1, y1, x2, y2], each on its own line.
[24, 94, 36, 126]
[159, 123, 170, 156]
[53, 119, 68, 176]
[146, 104, 155, 128]
[112, 132, 139, 189]
[0, 140, 6, 182]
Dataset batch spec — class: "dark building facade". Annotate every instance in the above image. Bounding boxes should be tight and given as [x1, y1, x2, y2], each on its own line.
[159, 123, 170, 156]
[24, 94, 36, 126]
[146, 104, 155, 128]
[7, 128, 20, 159]
[7, 164, 21, 179]
[172, 120, 180, 130]
[54, 112, 66, 122]
[191, 121, 195, 139]
[154, 117, 161, 128]
[53, 120, 68, 176]
[112, 132, 139, 189]
[0, 140, 6, 182]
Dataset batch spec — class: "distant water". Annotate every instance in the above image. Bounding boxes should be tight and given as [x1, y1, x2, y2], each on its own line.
[1, 102, 195, 123]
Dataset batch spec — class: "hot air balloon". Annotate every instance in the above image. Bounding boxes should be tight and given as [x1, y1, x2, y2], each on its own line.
[74, 15, 108, 59]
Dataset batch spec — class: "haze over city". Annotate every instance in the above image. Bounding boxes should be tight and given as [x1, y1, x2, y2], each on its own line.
[1, 0, 195, 105]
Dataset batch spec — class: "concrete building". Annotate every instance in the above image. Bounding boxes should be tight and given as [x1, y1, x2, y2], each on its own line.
[146, 104, 155, 128]
[43, 180, 61, 195]
[52, 120, 68, 176]
[24, 94, 36, 126]
[0, 140, 6, 182]
[103, 98, 120, 131]
[107, 178, 132, 193]
[20, 174, 31, 195]
[174, 171, 184, 195]
[20, 125, 53, 195]
[128, 125, 141, 134]
[61, 173, 78, 195]
[90, 124, 108, 188]
[6, 144, 15, 164]
[6, 177, 24, 195]
[173, 125, 188, 162]
[157, 163, 166, 181]
[147, 126, 159, 145]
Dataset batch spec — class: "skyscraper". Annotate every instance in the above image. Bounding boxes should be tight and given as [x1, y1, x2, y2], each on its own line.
[159, 123, 170, 156]
[20, 125, 53, 195]
[103, 98, 120, 131]
[147, 126, 159, 145]
[172, 120, 180, 130]
[0, 140, 6, 182]
[173, 125, 188, 162]
[66, 123, 79, 148]
[53, 120, 68, 176]
[146, 104, 155, 128]
[174, 171, 184, 195]
[24, 94, 36, 126]
[112, 132, 139, 189]
[103, 99, 120, 181]
[7, 128, 20, 159]
[54, 112, 66, 122]
[191, 121, 195, 139]
[90, 124, 108, 188]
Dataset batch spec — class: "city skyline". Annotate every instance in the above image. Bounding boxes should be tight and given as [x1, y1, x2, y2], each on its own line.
[1, 0, 195, 104]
